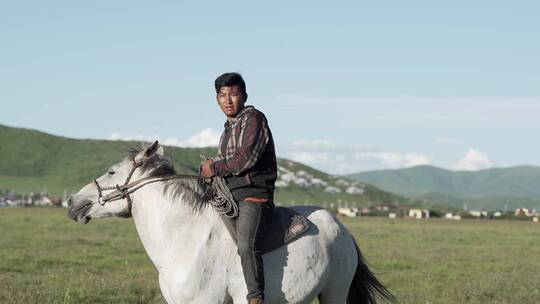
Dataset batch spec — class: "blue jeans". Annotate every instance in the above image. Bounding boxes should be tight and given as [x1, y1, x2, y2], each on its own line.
[236, 200, 275, 300]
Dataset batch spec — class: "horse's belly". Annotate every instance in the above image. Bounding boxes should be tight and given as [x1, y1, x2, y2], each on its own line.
[158, 272, 229, 304]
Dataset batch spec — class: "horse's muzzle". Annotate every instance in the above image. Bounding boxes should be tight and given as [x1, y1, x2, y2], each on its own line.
[67, 197, 93, 224]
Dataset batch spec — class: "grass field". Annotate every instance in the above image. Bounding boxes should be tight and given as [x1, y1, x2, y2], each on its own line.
[1, 208, 539, 303]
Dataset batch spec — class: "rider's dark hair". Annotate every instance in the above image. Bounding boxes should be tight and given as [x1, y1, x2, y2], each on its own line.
[214, 72, 247, 97]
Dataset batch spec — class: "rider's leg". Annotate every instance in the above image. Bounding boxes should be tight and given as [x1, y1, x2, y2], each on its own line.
[235, 200, 274, 302]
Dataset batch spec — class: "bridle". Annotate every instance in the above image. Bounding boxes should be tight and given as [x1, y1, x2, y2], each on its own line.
[92, 156, 239, 219]
[93, 159, 142, 207]
[93, 159, 200, 209]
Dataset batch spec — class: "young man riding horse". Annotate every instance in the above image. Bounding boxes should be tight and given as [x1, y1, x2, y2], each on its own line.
[200, 73, 276, 304]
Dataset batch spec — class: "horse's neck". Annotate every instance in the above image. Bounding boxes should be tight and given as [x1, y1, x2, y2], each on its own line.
[131, 183, 227, 273]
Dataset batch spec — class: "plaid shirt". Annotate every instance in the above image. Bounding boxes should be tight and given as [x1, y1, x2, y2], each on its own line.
[211, 105, 272, 177]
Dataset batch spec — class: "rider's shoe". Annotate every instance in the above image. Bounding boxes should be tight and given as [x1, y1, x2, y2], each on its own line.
[248, 296, 263, 304]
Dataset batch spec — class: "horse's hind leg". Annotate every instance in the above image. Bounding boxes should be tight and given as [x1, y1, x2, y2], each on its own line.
[318, 241, 357, 303]
[318, 293, 347, 304]
[317, 282, 349, 304]
[318, 246, 357, 303]
[222, 292, 233, 304]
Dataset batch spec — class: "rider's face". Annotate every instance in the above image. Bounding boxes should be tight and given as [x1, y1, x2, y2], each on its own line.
[216, 85, 246, 118]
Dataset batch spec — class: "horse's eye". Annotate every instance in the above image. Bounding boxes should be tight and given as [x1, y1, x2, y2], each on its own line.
[108, 169, 116, 176]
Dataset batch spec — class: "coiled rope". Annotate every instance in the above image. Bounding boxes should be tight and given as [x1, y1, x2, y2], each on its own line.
[206, 176, 239, 219]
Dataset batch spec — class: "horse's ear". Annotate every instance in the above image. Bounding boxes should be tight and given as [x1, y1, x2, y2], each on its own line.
[144, 140, 160, 158]
[135, 140, 163, 163]
[155, 146, 164, 157]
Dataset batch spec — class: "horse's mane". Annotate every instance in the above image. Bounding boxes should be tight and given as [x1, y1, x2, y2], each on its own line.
[128, 145, 211, 214]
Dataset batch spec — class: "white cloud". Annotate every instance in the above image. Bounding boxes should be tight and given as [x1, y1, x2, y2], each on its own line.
[291, 139, 335, 150]
[452, 149, 493, 171]
[284, 138, 434, 174]
[108, 132, 160, 142]
[162, 128, 221, 148]
[187, 128, 221, 147]
[108, 128, 220, 148]
[288, 151, 330, 164]
[354, 152, 433, 169]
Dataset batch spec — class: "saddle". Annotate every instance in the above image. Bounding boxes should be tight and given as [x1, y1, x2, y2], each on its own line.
[207, 177, 312, 254]
[220, 206, 313, 254]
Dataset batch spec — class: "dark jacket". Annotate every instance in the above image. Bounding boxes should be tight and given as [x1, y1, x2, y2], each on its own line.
[211, 106, 277, 201]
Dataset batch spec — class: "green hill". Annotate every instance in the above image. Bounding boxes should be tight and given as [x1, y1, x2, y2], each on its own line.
[347, 165, 540, 210]
[0, 124, 408, 207]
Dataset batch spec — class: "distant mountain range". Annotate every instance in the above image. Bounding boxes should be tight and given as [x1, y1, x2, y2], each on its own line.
[347, 165, 540, 210]
[0, 124, 407, 207]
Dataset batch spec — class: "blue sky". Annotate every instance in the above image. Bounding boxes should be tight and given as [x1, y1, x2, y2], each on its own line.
[1, 1, 539, 174]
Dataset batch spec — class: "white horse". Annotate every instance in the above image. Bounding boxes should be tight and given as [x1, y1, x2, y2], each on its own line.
[68, 141, 394, 304]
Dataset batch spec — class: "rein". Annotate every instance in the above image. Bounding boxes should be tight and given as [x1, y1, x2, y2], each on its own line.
[93, 159, 200, 208]
[92, 158, 239, 218]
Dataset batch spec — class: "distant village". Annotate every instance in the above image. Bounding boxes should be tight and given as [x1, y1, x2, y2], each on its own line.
[0, 189, 68, 208]
[1, 188, 538, 223]
[335, 203, 539, 222]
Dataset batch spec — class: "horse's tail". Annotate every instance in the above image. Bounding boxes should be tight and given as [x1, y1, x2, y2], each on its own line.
[347, 238, 397, 304]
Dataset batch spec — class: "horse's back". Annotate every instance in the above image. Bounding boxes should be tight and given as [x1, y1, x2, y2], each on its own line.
[291, 205, 356, 247]
[292, 205, 358, 266]
[291, 205, 342, 230]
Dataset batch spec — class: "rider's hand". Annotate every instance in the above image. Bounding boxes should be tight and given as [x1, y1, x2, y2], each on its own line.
[200, 159, 215, 178]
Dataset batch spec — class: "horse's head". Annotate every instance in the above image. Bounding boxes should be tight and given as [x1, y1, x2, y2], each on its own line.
[68, 140, 164, 224]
